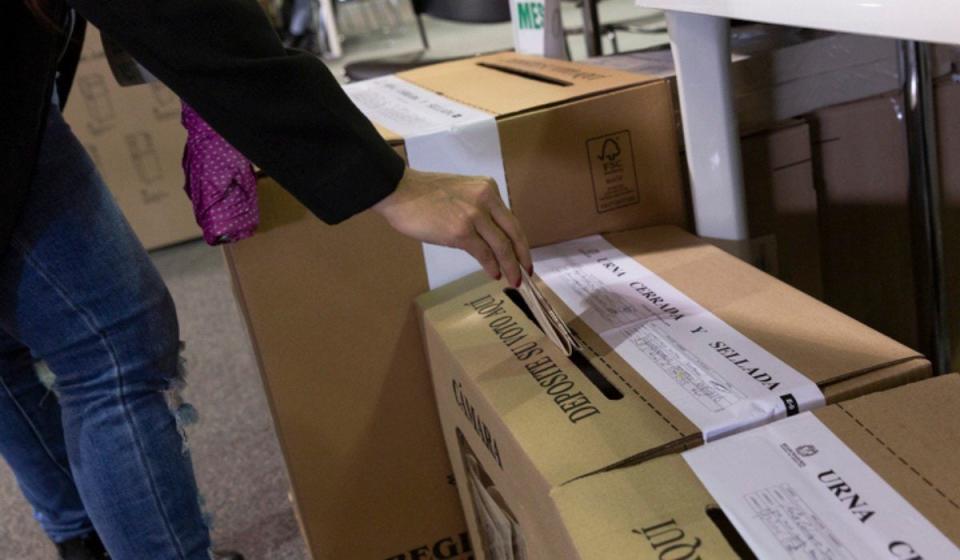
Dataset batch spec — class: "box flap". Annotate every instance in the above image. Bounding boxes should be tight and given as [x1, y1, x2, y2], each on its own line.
[594, 226, 925, 388]
[816, 374, 960, 543]
[398, 52, 658, 116]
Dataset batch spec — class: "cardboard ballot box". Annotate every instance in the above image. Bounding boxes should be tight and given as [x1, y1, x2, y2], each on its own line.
[225, 114, 819, 558]
[416, 226, 931, 560]
[345, 52, 686, 259]
[224, 54, 691, 559]
[550, 375, 960, 559]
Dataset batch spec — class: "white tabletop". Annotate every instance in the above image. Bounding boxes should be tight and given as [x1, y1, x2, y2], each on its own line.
[636, 0, 960, 46]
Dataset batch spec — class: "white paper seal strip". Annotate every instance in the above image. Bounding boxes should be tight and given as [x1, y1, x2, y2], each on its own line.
[683, 413, 960, 559]
[532, 235, 825, 441]
[345, 76, 508, 289]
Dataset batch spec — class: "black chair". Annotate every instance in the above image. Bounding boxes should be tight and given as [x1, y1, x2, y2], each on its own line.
[344, 0, 512, 82]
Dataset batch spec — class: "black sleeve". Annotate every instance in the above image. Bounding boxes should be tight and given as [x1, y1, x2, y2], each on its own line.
[66, 0, 404, 224]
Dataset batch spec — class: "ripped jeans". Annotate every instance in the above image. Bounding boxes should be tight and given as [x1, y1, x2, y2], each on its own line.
[0, 101, 211, 558]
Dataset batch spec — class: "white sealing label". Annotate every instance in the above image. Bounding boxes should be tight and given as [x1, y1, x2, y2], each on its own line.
[345, 76, 508, 289]
[683, 413, 960, 559]
[532, 235, 825, 441]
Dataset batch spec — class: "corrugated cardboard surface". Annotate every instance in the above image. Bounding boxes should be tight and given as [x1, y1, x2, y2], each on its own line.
[62, 26, 200, 250]
[497, 87, 686, 247]
[810, 79, 960, 366]
[551, 375, 960, 559]
[223, 178, 469, 560]
[367, 53, 687, 247]
[227, 55, 684, 557]
[810, 89, 918, 351]
[741, 119, 822, 297]
[418, 226, 930, 560]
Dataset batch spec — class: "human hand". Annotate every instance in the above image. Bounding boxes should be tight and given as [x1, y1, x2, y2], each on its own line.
[372, 168, 532, 287]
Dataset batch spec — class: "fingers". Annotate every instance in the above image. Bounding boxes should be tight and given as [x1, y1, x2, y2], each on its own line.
[471, 210, 522, 288]
[455, 228, 501, 280]
[473, 177, 533, 275]
[488, 202, 533, 276]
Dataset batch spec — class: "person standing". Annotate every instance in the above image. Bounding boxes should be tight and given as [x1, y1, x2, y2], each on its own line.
[2, 1, 532, 558]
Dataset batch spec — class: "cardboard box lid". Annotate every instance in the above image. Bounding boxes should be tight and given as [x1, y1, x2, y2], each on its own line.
[551, 375, 960, 559]
[396, 52, 660, 118]
[419, 226, 927, 489]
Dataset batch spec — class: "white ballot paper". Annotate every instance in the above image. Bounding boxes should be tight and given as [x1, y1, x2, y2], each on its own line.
[515, 269, 581, 357]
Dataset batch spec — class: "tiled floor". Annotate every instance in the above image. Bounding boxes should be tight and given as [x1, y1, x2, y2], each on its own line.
[0, 2, 665, 558]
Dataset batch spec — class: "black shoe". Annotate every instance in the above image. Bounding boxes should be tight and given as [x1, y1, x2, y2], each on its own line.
[56, 532, 242, 560]
[55, 533, 109, 560]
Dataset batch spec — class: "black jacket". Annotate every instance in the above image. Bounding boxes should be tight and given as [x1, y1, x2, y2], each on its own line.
[1, 0, 404, 252]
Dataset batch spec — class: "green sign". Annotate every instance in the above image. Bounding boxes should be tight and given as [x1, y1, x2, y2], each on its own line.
[516, 1, 545, 30]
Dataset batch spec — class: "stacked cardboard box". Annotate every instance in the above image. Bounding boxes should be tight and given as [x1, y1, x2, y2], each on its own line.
[225, 54, 686, 560]
[549, 375, 960, 558]
[347, 52, 687, 251]
[809, 79, 960, 366]
[225, 54, 832, 558]
[417, 226, 931, 560]
[736, 119, 822, 297]
[62, 26, 200, 250]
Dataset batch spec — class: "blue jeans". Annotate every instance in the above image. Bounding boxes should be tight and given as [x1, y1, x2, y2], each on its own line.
[0, 101, 211, 558]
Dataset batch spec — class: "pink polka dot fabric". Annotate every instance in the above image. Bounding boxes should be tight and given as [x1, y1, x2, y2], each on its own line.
[181, 102, 259, 245]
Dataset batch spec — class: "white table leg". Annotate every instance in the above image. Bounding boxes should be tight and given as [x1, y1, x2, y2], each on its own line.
[665, 12, 749, 258]
[318, 0, 342, 59]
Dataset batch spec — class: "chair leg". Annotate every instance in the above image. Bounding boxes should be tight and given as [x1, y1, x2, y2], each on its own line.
[416, 12, 430, 50]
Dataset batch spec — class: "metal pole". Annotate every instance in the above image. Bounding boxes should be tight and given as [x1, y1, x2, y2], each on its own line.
[582, 0, 602, 57]
[415, 13, 430, 51]
[899, 40, 951, 374]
